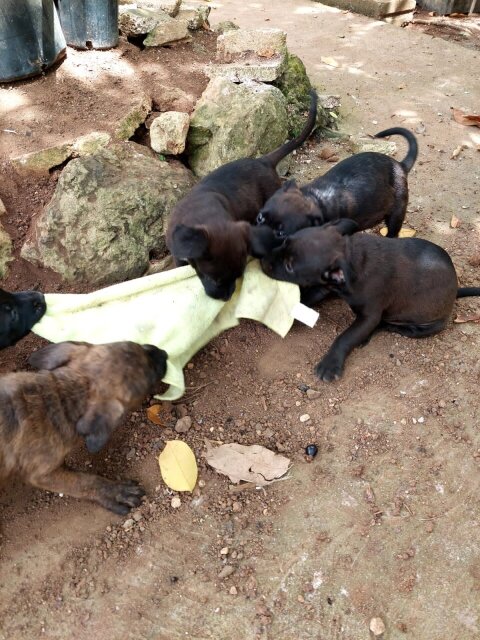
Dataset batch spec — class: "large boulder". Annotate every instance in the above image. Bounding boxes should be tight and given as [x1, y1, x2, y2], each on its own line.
[21, 143, 196, 286]
[186, 77, 289, 177]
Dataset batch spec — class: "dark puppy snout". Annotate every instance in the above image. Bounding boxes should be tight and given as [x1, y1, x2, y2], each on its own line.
[142, 344, 168, 380]
[16, 290, 47, 321]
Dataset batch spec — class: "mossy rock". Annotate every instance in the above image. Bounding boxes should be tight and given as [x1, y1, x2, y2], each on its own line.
[273, 53, 331, 137]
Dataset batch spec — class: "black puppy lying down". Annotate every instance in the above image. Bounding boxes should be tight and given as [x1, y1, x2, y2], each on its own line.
[260, 221, 480, 382]
[0, 288, 46, 349]
[256, 127, 418, 239]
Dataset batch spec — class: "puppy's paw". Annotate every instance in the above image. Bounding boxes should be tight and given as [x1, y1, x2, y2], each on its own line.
[98, 480, 146, 515]
[314, 356, 344, 382]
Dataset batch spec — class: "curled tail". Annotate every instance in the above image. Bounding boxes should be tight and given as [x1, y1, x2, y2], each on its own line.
[374, 127, 418, 173]
[262, 89, 318, 168]
[457, 287, 480, 298]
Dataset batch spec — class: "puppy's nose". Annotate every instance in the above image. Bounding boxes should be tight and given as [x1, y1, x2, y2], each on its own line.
[256, 212, 265, 225]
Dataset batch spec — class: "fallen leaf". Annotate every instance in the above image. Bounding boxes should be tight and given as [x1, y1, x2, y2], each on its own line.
[450, 214, 461, 228]
[379, 226, 416, 237]
[320, 56, 339, 68]
[159, 440, 198, 492]
[454, 312, 480, 324]
[451, 144, 467, 159]
[147, 404, 168, 426]
[451, 108, 480, 128]
[205, 442, 291, 485]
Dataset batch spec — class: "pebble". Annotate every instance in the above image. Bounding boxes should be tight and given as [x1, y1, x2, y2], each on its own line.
[232, 501, 242, 512]
[229, 586, 238, 595]
[126, 447, 136, 460]
[306, 389, 321, 400]
[175, 416, 192, 433]
[370, 617, 386, 636]
[171, 496, 181, 509]
[122, 518, 134, 531]
[132, 511, 143, 522]
[300, 414, 311, 423]
[220, 547, 229, 555]
[198, 479, 206, 488]
[218, 565, 235, 579]
[305, 444, 318, 458]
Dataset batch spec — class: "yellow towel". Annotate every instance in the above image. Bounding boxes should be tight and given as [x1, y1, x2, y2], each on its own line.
[32, 260, 300, 400]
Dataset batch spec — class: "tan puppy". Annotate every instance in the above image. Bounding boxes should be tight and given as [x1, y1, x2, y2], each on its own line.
[0, 341, 167, 514]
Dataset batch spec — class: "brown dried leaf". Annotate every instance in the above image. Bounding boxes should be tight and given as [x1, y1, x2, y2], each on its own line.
[147, 404, 167, 426]
[450, 214, 461, 228]
[454, 312, 480, 324]
[380, 226, 416, 238]
[451, 108, 480, 127]
[205, 442, 291, 485]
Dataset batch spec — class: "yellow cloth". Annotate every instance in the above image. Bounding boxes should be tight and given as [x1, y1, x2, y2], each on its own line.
[32, 261, 300, 400]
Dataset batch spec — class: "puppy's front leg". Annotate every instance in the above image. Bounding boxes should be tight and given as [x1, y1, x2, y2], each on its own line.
[30, 467, 145, 515]
[300, 285, 331, 306]
[315, 311, 381, 382]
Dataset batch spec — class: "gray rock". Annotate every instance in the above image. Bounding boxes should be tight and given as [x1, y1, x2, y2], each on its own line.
[175, 416, 192, 433]
[118, 7, 164, 36]
[115, 94, 152, 140]
[186, 77, 289, 178]
[350, 135, 397, 156]
[207, 56, 286, 83]
[217, 28, 287, 61]
[150, 111, 190, 155]
[21, 142, 196, 285]
[213, 20, 239, 34]
[143, 12, 189, 46]
[177, 3, 210, 29]
[11, 144, 71, 175]
[71, 132, 111, 156]
[0, 198, 12, 279]
[140, 0, 182, 16]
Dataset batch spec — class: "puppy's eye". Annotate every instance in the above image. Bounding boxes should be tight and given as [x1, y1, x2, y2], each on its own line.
[275, 229, 286, 239]
[285, 259, 294, 274]
[257, 212, 265, 224]
[322, 270, 329, 281]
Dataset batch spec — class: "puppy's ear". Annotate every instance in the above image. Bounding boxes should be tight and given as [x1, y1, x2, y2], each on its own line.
[172, 224, 209, 260]
[76, 399, 125, 454]
[28, 341, 89, 370]
[326, 219, 359, 236]
[248, 225, 284, 258]
[282, 179, 298, 192]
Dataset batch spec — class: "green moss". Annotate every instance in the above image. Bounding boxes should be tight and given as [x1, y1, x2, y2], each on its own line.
[0, 226, 12, 278]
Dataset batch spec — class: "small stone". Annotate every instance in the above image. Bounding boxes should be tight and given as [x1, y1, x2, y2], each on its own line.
[198, 479, 206, 488]
[171, 496, 181, 508]
[150, 111, 190, 155]
[214, 20, 239, 34]
[144, 13, 189, 47]
[218, 565, 235, 579]
[425, 521, 434, 533]
[438, 400, 446, 408]
[263, 428, 274, 439]
[115, 94, 152, 140]
[123, 518, 134, 530]
[175, 416, 192, 433]
[177, 3, 211, 30]
[220, 547, 229, 555]
[229, 586, 238, 595]
[232, 501, 242, 512]
[132, 511, 143, 522]
[370, 617, 386, 636]
[126, 447, 136, 460]
[119, 7, 162, 36]
[306, 389, 321, 400]
[299, 414, 311, 423]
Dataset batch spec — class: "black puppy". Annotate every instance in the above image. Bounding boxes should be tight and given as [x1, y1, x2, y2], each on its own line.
[260, 222, 480, 382]
[256, 127, 418, 239]
[0, 288, 46, 349]
[166, 90, 318, 301]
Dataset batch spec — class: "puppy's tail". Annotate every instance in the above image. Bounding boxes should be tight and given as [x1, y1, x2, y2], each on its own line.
[457, 287, 480, 298]
[262, 89, 318, 168]
[374, 127, 418, 173]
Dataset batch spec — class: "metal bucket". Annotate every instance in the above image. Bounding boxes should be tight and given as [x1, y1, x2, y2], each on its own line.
[0, 0, 67, 83]
[56, 0, 119, 50]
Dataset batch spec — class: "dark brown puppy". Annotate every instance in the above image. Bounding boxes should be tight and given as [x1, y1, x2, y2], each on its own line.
[256, 127, 418, 239]
[0, 287, 46, 349]
[260, 222, 480, 382]
[166, 90, 318, 301]
[0, 341, 168, 514]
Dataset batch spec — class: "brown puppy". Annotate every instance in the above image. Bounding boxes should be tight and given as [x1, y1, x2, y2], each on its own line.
[166, 90, 318, 301]
[260, 221, 480, 382]
[0, 341, 167, 514]
[256, 127, 418, 239]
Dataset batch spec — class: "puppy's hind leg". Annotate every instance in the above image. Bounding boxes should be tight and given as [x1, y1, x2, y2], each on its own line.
[29, 467, 145, 515]
[384, 319, 447, 338]
[385, 169, 408, 238]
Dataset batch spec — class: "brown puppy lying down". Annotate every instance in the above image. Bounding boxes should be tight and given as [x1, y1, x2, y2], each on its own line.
[0, 341, 167, 514]
[256, 127, 417, 239]
[166, 90, 318, 301]
[260, 221, 480, 382]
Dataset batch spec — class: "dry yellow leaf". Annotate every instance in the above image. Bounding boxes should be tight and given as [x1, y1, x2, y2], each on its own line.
[320, 56, 339, 68]
[158, 440, 198, 492]
[379, 227, 416, 238]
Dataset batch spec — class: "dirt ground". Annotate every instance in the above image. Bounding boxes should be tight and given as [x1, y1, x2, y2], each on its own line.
[1, 1, 480, 639]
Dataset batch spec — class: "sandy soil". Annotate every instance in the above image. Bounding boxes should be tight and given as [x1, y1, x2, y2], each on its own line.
[0, 2, 479, 639]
